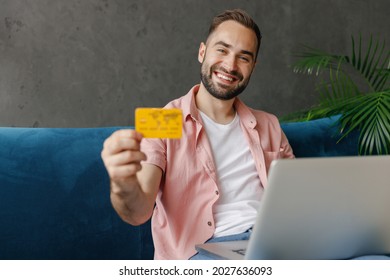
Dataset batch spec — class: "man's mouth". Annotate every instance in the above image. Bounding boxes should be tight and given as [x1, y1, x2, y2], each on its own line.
[216, 72, 234, 81]
[214, 71, 239, 84]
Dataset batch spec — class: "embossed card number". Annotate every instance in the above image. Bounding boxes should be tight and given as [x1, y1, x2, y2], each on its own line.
[135, 108, 183, 139]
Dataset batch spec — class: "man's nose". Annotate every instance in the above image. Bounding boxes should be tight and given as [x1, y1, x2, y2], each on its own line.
[222, 54, 238, 72]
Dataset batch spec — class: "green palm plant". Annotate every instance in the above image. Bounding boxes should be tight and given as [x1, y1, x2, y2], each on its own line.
[285, 34, 390, 155]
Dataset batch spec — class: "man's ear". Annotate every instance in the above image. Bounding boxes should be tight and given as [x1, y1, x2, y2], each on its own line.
[198, 42, 206, 63]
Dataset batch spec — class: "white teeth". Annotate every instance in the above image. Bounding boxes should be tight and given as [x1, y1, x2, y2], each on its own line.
[217, 73, 233, 81]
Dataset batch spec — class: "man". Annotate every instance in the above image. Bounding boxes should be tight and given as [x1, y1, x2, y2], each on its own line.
[101, 9, 294, 260]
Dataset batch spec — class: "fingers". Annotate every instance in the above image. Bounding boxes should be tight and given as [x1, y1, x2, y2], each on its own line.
[107, 163, 143, 182]
[102, 129, 143, 155]
[104, 149, 146, 167]
[101, 129, 147, 181]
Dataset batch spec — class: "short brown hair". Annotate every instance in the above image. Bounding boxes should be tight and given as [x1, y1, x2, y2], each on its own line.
[207, 9, 262, 61]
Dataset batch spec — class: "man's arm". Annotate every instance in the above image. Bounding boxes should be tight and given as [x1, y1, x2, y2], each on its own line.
[101, 129, 162, 225]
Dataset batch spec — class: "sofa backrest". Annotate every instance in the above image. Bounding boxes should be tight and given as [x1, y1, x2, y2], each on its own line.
[281, 116, 359, 157]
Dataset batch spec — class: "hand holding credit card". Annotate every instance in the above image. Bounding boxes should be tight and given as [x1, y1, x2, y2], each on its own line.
[135, 108, 183, 139]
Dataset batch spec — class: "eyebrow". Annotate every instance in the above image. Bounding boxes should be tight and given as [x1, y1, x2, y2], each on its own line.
[213, 40, 255, 59]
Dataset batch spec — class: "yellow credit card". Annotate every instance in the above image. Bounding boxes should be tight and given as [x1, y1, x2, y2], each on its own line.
[135, 108, 183, 139]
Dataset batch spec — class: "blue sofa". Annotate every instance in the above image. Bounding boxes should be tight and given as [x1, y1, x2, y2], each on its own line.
[0, 116, 359, 260]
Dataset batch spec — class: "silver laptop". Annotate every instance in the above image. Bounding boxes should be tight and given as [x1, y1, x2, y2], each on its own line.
[195, 156, 390, 260]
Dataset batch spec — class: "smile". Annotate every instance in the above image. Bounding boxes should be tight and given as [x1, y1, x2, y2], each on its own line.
[217, 73, 233, 81]
[214, 71, 238, 83]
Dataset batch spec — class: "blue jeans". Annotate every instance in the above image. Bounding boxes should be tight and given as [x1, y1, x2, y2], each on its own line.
[189, 230, 390, 260]
[189, 229, 252, 260]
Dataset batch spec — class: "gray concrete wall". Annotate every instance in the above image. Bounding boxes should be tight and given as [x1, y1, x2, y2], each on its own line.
[1, 0, 389, 127]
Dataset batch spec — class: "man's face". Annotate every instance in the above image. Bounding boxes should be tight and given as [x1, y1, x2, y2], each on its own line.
[198, 20, 258, 101]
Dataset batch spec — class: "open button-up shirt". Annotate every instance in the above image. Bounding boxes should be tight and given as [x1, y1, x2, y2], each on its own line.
[140, 85, 295, 259]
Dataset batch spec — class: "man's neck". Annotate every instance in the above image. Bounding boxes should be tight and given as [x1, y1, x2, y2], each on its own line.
[195, 84, 236, 124]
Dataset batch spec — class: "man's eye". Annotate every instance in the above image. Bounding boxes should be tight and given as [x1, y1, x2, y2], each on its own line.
[240, 56, 250, 62]
[217, 49, 226, 54]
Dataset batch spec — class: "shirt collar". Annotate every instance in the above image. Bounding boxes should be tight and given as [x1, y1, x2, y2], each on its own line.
[182, 84, 257, 128]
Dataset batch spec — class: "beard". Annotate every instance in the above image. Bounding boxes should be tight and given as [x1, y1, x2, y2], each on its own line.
[200, 62, 251, 101]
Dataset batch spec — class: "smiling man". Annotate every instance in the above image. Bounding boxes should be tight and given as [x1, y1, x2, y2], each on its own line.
[101, 9, 294, 260]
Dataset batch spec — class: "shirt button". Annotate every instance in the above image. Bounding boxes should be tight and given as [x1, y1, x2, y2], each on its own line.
[207, 221, 212, 226]
[215, 190, 219, 195]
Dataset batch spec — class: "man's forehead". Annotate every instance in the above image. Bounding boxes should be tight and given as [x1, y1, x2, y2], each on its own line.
[206, 21, 258, 52]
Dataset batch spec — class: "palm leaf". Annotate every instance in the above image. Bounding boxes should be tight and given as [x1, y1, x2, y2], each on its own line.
[333, 91, 390, 155]
[374, 67, 390, 91]
[292, 45, 347, 76]
[316, 64, 360, 106]
[343, 35, 390, 92]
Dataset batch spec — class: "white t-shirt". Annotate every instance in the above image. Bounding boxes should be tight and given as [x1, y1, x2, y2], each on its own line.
[199, 111, 263, 238]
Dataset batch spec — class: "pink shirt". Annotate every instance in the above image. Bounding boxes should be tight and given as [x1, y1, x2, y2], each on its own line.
[141, 85, 295, 259]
